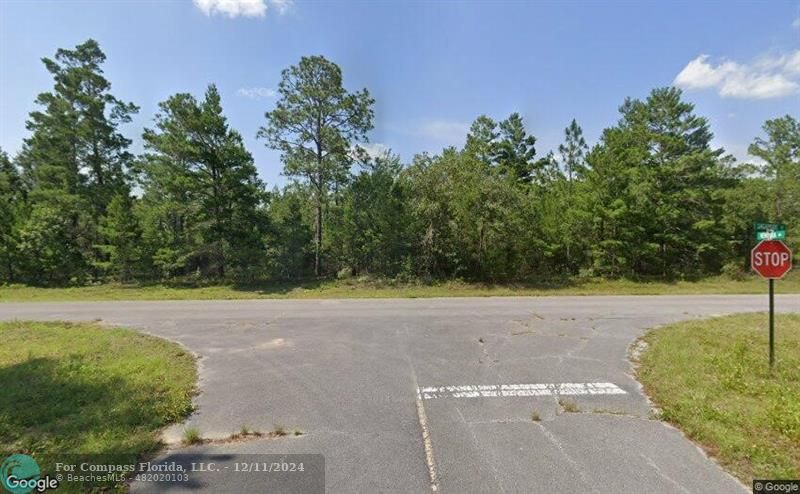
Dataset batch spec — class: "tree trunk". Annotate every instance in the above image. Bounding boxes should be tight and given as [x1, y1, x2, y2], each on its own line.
[314, 138, 324, 277]
[314, 197, 322, 277]
[218, 241, 225, 279]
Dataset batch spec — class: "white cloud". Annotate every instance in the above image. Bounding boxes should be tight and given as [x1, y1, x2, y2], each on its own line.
[719, 72, 797, 99]
[193, 0, 292, 18]
[359, 142, 391, 159]
[269, 0, 293, 15]
[785, 51, 800, 75]
[418, 119, 470, 144]
[674, 50, 800, 99]
[793, 17, 800, 29]
[348, 142, 393, 162]
[674, 55, 730, 89]
[237, 87, 277, 99]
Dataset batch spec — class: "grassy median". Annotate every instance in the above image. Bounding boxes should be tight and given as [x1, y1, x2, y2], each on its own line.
[1, 272, 798, 301]
[0, 321, 197, 491]
[637, 313, 800, 483]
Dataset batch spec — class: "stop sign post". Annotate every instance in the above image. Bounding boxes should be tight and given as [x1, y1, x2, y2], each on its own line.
[751, 239, 793, 368]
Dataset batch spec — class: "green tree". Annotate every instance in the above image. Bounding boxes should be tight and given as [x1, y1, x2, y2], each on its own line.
[495, 113, 537, 182]
[95, 193, 143, 282]
[0, 149, 24, 282]
[258, 55, 375, 276]
[719, 170, 771, 271]
[748, 115, 800, 228]
[558, 119, 588, 181]
[552, 120, 590, 271]
[328, 150, 410, 276]
[141, 84, 267, 279]
[265, 185, 314, 280]
[405, 148, 529, 280]
[16, 39, 138, 281]
[21, 39, 138, 215]
[17, 205, 88, 285]
[464, 115, 499, 164]
[583, 87, 732, 277]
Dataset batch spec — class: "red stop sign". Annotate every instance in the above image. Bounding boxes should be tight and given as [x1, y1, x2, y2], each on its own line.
[751, 240, 793, 279]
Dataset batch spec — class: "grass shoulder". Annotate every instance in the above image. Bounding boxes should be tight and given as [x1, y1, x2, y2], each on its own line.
[636, 313, 800, 483]
[0, 321, 197, 491]
[1, 271, 798, 302]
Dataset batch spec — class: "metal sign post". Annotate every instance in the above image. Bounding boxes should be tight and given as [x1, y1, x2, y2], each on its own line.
[751, 230, 793, 370]
[769, 278, 774, 368]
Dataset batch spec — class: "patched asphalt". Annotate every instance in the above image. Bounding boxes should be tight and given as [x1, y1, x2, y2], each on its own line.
[2, 295, 797, 493]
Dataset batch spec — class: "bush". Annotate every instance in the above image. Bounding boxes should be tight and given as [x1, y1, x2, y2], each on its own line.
[721, 261, 747, 281]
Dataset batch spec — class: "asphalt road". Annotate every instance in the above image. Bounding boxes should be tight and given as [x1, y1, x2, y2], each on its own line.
[3, 295, 798, 493]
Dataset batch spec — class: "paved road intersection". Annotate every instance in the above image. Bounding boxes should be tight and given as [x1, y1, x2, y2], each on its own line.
[3, 295, 797, 493]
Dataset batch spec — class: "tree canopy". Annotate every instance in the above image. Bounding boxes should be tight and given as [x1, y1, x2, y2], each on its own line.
[2, 40, 797, 286]
[258, 55, 375, 275]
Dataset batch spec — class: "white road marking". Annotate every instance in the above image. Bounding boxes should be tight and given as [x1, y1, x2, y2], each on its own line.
[417, 382, 626, 400]
[415, 397, 439, 491]
[401, 324, 440, 492]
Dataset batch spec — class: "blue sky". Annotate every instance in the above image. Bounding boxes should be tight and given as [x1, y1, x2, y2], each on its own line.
[1, 0, 798, 186]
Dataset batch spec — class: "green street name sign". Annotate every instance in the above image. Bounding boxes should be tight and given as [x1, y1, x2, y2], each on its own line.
[755, 222, 787, 241]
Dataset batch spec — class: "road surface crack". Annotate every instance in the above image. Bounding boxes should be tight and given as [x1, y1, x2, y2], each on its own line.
[455, 407, 508, 494]
[640, 453, 692, 493]
[534, 423, 593, 489]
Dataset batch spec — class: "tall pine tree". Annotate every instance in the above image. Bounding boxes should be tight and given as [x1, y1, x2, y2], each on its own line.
[584, 87, 732, 277]
[558, 119, 588, 182]
[140, 84, 267, 279]
[495, 113, 537, 183]
[16, 39, 138, 282]
[258, 55, 374, 276]
[0, 149, 23, 282]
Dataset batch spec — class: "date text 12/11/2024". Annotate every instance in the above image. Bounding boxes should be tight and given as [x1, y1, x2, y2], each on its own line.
[192, 461, 308, 472]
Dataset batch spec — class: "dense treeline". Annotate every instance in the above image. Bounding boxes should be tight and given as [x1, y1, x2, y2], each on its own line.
[1, 40, 797, 286]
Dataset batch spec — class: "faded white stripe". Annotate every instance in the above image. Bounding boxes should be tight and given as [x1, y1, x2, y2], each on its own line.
[415, 398, 439, 491]
[417, 382, 626, 400]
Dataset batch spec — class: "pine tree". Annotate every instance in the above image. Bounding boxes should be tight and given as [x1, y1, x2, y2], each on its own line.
[584, 87, 731, 276]
[21, 39, 138, 214]
[265, 185, 314, 279]
[141, 84, 267, 279]
[96, 193, 143, 282]
[495, 113, 537, 182]
[0, 149, 23, 282]
[328, 150, 409, 276]
[16, 39, 138, 281]
[465, 115, 499, 165]
[558, 119, 588, 181]
[258, 55, 375, 276]
[748, 115, 800, 225]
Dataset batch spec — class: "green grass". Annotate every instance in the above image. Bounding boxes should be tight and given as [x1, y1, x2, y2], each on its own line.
[637, 313, 800, 483]
[182, 426, 202, 445]
[0, 321, 197, 492]
[1, 272, 798, 302]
